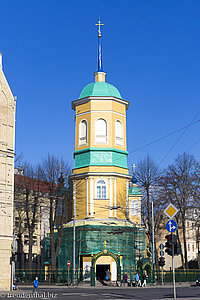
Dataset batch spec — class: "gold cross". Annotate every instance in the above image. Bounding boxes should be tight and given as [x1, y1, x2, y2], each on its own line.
[131, 164, 136, 174]
[95, 18, 104, 37]
[103, 240, 108, 249]
[60, 164, 63, 173]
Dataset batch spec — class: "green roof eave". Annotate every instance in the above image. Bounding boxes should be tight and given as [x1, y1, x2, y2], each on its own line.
[129, 186, 143, 195]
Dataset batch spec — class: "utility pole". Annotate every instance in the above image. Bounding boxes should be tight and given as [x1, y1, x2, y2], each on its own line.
[164, 205, 179, 300]
[172, 233, 176, 300]
[73, 181, 76, 285]
[152, 199, 155, 282]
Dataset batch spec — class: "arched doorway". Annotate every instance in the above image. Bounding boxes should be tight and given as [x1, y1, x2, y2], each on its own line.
[91, 250, 121, 286]
[137, 258, 152, 282]
[95, 255, 117, 281]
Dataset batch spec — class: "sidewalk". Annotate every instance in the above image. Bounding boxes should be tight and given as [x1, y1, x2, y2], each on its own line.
[16, 282, 194, 289]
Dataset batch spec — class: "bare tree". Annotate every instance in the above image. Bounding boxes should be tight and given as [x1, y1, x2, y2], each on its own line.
[162, 153, 200, 269]
[14, 185, 26, 270]
[40, 154, 71, 274]
[14, 162, 41, 270]
[136, 154, 161, 252]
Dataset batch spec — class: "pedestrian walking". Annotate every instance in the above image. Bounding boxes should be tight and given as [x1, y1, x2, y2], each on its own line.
[138, 274, 142, 287]
[116, 273, 121, 286]
[134, 273, 139, 287]
[123, 272, 128, 286]
[142, 273, 147, 287]
[106, 269, 111, 285]
[33, 277, 39, 293]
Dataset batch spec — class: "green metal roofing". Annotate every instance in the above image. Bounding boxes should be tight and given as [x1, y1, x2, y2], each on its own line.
[79, 82, 122, 99]
[129, 185, 143, 195]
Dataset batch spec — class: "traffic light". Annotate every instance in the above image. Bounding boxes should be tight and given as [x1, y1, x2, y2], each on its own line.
[165, 234, 181, 256]
[165, 234, 173, 256]
[173, 235, 181, 255]
[158, 257, 165, 267]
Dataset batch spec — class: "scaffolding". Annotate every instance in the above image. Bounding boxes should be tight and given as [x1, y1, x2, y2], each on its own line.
[43, 219, 147, 282]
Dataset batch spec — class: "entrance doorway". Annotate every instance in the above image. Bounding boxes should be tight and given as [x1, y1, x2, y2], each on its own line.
[96, 264, 110, 280]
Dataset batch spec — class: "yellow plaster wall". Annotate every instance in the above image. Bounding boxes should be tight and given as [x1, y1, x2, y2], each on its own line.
[83, 256, 91, 263]
[75, 175, 128, 221]
[94, 199, 110, 219]
[73, 97, 130, 222]
[75, 101, 91, 114]
[76, 179, 87, 220]
[75, 113, 91, 150]
[96, 255, 115, 265]
[115, 178, 127, 219]
[73, 165, 129, 175]
[75, 99, 127, 151]
[75, 100, 126, 115]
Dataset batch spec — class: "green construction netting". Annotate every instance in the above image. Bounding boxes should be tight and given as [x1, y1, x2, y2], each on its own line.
[44, 221, 146, 282]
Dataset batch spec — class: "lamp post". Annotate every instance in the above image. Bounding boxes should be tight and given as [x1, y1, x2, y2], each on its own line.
[73, 181, 76, 285]
[152, 199, 155, 283]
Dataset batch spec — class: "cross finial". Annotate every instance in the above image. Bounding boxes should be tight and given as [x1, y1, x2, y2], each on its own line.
[103, 240, 108, 249]
[131, 164, 136, 174]
[95, 17, 104, 37]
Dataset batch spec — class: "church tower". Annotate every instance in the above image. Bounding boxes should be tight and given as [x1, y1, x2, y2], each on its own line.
[0, 53, 16, 290]
[57, 21, 150, 285]
[71, 21, 132, 221]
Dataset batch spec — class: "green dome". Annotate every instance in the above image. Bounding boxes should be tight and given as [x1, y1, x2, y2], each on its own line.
[79, 82, 122, 99]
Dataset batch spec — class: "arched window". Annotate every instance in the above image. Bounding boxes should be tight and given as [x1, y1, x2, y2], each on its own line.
[95, 118, 107, 143]
[79, 120, 87, 145]
[115, 120, 123, 145]
[96, 179, 107, 199]
[130, 199, 139, 216]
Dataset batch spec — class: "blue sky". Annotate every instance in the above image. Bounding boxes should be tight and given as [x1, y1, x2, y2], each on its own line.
[1, 0, 200, 170]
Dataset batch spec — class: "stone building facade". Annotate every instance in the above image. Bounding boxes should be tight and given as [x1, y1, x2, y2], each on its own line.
[0, 53, 16, 290]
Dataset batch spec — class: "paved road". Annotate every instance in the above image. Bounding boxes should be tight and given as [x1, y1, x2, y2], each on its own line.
[1, 286, 200, 300]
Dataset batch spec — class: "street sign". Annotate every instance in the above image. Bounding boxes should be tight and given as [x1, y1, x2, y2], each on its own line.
[160, 250, 164, 257]
[164, 203, 179, 219]
[67, 260, 70, 267]
[159, 243, 164, 250]
[166, 220, 178, 233]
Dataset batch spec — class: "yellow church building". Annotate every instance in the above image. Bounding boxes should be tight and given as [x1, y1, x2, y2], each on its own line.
[52, 22, 150, 285]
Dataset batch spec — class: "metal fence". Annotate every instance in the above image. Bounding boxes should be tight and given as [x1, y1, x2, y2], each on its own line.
[155, 269, 200, 284]
[16, 268, 200, 285]
[15, 269, 73, 284]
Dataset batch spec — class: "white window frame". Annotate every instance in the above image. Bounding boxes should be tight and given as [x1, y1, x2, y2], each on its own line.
[95, 118, 108, 144]
[79, 119, 88, 146]
[95, 178, 108, 200]
[115, 120, 123, 146]
[130, 199, 140, 216]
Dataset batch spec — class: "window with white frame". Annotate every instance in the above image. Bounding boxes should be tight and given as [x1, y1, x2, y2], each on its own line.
[130, 199, 140, 216]
[96, 179, 107, 199]
[95, 118, 107, 143]
[79, 120, 87, 145]
[115, 120, 123, 145]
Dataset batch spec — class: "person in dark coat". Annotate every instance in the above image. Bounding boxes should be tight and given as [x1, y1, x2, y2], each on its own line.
[142, 273, 147, 287]
[123, 272, 128, 286]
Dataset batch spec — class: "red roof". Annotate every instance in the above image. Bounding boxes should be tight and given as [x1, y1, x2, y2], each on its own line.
[14, 174, 57, 193]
